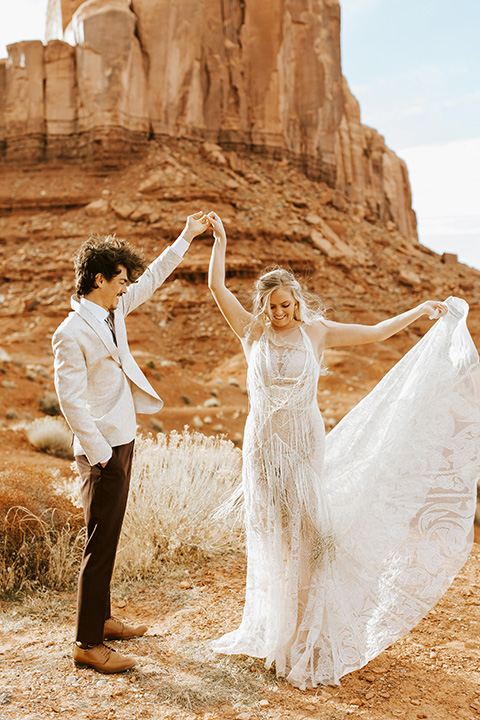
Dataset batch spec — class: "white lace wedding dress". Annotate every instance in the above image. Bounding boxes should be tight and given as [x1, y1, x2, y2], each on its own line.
[211, 297, 480, 688]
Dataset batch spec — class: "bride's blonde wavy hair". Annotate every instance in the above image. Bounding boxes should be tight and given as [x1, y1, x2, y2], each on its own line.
[246, 267, 325, 338]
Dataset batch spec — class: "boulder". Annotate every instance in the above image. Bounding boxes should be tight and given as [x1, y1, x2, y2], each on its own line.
[200, 142, 228, 167]
[441, 253, 458, 265]
[129, 202, 159, 223]
[331, 190, 349, 213]
[318, 183, 334, 206]
[327, 218, 348, 239]
[316, 218, 343, 247]
[226, 151, 246, 174]
[85, 198, 110, 216]
[310, 227, 352, 261]
[138, 172, 165, 194]
[398, 269, 422, 287]
[110, 200, 136, 219]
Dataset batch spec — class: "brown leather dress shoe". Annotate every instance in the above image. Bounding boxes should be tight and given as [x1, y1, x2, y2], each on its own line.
[73, 643, 136, 673]
[103, 616, 148, 640]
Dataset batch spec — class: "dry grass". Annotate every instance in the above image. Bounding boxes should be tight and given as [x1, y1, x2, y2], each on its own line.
[25, 416, 74, 459]
[0, 506, 84, 596]
[1, 429, 242, 596]
[115, 430, 243, 579]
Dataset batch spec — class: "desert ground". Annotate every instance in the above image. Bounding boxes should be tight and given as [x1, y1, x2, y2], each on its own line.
[1, 544, 480, 720]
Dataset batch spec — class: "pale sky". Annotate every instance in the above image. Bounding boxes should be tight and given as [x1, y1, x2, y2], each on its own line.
[1, 0, 479, 270]
[341, 0, 480, 270]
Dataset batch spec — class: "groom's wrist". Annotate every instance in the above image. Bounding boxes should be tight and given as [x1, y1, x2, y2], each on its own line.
[171, 234, 191, 258]
[179, 228, 194, 243]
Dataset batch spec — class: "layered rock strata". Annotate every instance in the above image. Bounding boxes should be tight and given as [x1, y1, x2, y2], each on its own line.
[0, 0, 416, 239]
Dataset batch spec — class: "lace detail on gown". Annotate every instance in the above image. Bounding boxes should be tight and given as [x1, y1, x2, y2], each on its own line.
[211, 297, 480, 689]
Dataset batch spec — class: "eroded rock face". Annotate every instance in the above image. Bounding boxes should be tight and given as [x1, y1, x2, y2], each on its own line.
[44, 40, 77, 158]
[2, 0, 416, 239]
[2, 41, 46, 162]
[72, 1, 150, 157]
[129, 0, 344, 187]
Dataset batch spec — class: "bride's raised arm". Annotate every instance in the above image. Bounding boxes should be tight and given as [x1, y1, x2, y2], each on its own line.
[207, 211, 253, 340]
[320, 300, 448, 349]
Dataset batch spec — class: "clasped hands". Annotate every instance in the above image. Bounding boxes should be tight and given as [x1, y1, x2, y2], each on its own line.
[183, 210, 226, 243]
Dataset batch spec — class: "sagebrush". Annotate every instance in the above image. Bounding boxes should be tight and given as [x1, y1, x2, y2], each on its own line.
[25, 416, 73, 460]
[115, 429, 243, 579]
[1, 430, 242, 595]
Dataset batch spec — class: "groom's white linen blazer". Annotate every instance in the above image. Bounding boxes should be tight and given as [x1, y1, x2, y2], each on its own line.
[53, 244, 183, 467]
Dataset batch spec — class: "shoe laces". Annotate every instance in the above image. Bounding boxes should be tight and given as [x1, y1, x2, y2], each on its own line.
[107, 616, 124, 631]
[98, 643, 116, 660]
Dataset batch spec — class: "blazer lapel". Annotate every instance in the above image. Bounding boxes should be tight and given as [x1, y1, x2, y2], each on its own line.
[71, 296, 121, 362]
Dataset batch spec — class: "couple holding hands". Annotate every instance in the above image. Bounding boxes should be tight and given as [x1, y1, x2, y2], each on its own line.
[54, 211, 479, 688]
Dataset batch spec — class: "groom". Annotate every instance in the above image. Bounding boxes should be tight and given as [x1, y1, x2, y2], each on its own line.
[53, 211, 208, 673]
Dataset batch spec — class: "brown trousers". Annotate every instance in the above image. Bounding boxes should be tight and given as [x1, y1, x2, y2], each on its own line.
[75, 440, 135, 644]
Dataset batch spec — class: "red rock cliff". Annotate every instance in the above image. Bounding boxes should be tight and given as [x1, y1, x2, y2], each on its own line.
[0, 0, 416, 240]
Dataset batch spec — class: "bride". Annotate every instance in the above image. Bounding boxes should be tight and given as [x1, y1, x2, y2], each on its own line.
[206, 211, 480, 689]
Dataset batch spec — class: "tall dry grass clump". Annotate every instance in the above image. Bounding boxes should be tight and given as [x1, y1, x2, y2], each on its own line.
[0, 507, 84, 596]
[25, 416, 74, 460]
[115, 430, 243, 580]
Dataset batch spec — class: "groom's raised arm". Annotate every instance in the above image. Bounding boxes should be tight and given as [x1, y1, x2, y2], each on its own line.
[121, 211, 208, 316]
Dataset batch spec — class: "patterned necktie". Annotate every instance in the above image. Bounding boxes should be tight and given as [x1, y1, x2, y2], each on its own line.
[106, 311, 117, 346]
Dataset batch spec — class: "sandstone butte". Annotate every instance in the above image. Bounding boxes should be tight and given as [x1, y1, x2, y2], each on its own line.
[0, 0, 415, 240]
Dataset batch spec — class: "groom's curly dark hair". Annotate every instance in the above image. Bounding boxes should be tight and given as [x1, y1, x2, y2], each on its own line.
[74, 234, 146, 296]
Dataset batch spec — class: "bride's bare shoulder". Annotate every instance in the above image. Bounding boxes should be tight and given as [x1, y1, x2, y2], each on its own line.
[306, 318, 329, 338]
